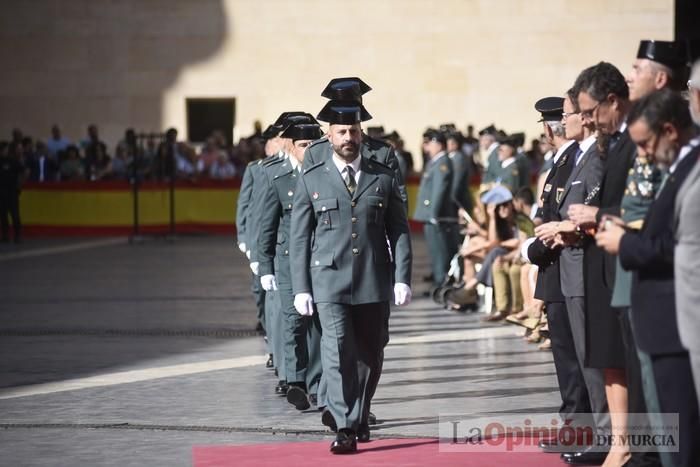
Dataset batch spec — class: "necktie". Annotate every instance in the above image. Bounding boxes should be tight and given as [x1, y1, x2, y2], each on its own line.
[608, 131, 622, 151]
[344, 166, 357, 194]
[574, 148, 584, 166]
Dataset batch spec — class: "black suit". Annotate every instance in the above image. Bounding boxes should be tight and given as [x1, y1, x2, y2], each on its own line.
[528, 142, 592, 422]
[584, 130, 636, 368]
[619, 147, 700, 467]
[28, 155, 58, 182]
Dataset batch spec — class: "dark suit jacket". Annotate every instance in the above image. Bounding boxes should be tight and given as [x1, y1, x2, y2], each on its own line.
[290, 155, 412, 304]
[591, 130, 637, 289]
[619, 146, 699, 355]
[28, 156, 59, 182]
[529, 141, 577, 303]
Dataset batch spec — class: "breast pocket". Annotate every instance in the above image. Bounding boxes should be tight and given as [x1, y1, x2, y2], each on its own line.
[367, 196, 386, 225]
[312, 198, 339, 231]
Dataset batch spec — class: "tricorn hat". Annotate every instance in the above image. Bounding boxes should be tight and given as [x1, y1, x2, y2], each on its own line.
[280, 123, 324, 141]
[317, 100, 372, 124]
[321, 77, 372, 102]
[637, 40, 687, 69]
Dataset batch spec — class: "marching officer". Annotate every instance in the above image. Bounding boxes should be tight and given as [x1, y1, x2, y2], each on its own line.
[290, 95, 412, 454]
[413, 130, 459, 289]
[258, 122, 325, 411]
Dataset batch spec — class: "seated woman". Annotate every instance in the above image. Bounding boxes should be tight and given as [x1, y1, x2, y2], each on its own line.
[455, 185, 533, 319]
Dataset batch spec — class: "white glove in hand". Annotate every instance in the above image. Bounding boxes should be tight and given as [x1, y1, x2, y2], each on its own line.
[245, 250, 251, 260]
[394, 282, 412, 306]
[238, 242, 247, 254]
[249, 261, 259, 275]
[294, 293, 315, 316]
[260, 274, 278, 291]
[429, 217, 438, 225]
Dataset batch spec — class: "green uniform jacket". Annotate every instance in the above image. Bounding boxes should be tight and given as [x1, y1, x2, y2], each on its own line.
[235, 160, 257, 246]
[257, 159, 299, 287]
[248, 154, 284, 263]
[482, 145, 501, 184]
[448, 150, 473, 212]
[290, 155, 412, 305]
[303, 135, 407, 203]
[413, 153, 456, 223]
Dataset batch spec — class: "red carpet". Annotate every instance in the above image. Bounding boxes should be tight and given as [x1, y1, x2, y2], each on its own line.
[193, 438, 568, 466]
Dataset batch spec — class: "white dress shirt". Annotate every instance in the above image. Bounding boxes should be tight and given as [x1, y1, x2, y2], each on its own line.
[332, 153, 361, 184]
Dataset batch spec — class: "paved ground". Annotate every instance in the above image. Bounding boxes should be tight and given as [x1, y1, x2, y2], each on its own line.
[0, 235, 559, 466]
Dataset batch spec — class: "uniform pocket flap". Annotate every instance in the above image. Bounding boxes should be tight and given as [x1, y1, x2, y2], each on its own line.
[312, 198, 338, 212]
[367, 196, 384, 207]
[310, 251, 334, 267]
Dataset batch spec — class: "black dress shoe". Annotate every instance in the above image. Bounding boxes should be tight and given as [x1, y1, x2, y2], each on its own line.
[274, 381, 288, 395]
[368, 411, 377, 425]
[321, 408, 337, 432]
[561, 446, 608, 465]
[357, 424, 370, 443]
[539, 438, 574, 453]
[330, 430, 357, 454]
[266, 354, 274, 368]
[286, 384, 311, 410]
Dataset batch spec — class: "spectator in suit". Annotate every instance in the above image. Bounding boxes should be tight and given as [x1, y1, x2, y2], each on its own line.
[59, 145, 85, 181]
[597, 88, 700, 467]
[28, 141, 58, 182]
[676, 59, 700, 410]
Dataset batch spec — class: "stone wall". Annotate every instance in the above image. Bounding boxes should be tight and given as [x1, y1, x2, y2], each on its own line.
[0, 0, 673, 165]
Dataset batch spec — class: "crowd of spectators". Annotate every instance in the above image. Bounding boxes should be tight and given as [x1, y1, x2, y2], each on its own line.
[0, 124, 271, 184]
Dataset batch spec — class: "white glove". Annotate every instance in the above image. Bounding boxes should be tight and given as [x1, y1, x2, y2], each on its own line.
[238, 242, 247, 253]
[260, 274, 278, 291]
[294, 293, 315, 316]
[250, 261, 259, 275]
[429, 217, 438, 225]
[245, 250, 251, 260]
[394, 282, 412, 306]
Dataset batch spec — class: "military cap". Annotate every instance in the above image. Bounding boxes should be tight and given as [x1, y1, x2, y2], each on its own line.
[498, 133, 520, 148]
[478, 124, 497, 136]
[446, 130, 463, 142]
[366, 126, 385, 137]
[273, 112, 318, 130]
[511, 132, 525, 148]
[424, 129, 446, 145]
[280, 123, 324, 141]
[480, 184, 513, 205]
[637, 40, 687, 69]
[317, 100, 372, 124]
[262, 124, 281, 140]
[383, 130, 400, 141]
[534, 96, 564, 122]
[321, 77, 371, 102]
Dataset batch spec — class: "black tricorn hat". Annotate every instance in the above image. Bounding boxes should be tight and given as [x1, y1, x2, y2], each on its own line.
[321, 77, 372, 102]
[478, 124, 497, 136]
[317, 100, 372, 124]
[262, 125, 281, 140]
[534, 96, 564, 122]
[637, 40, 687, 69]
[273, 112, 318, 130]
[281, 123, 324, 141]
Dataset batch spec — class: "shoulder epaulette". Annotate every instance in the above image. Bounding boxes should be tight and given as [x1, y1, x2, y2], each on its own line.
[247, 159, 260, 168]
[302, 160, 324, 174]
[307, 136, 329, 149]
[365, 158, 393, 174]
[262, 155, 284, 167]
